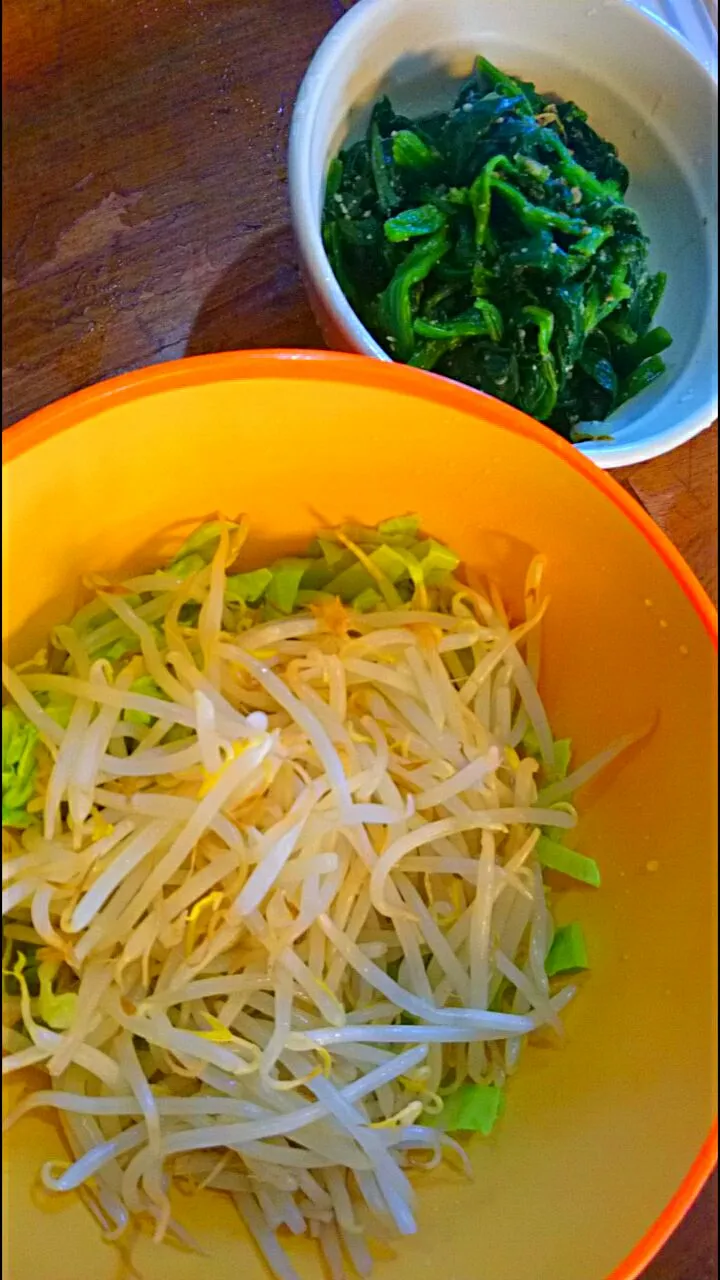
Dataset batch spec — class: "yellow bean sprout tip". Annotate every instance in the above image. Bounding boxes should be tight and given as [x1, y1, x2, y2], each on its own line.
[184, 891, 224, 956]
[186, 891, 224, 924]
[369, 1102, 424, 1129]
[315, 1046, 333, 1077]
[197, 740, 252, 797]
[91, 807, 115, 840]
[269, 1066, 322, 1091]
[195, 1014, 236, 1044]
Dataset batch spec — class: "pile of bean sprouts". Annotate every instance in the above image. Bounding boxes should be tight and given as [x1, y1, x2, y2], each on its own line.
[2, 518, 622, 1279]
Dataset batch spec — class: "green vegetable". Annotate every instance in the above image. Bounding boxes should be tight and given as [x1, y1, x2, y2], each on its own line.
[325, 156, 343, 200]
[168, 520, 239, 568]
[369, 100, 403, 214]
[408, 339, 455, 372]
[265, 561, 310, 615]
[523, 729, 572, 782]
[536, 835, 601, 887]
[2, 707, 40, 828]
[2, 945, 40, 998]
[616, 354, 668, 406]
[3, 949, 77, 1030]
[171, 553, 208, 581]
[94, 635, 140, 663]
[546, 922, 589, 976]
[378, 230, 450, 361]
[34, 960, 78, 1030]
[124, 676, 168, 727]
[322, 53, 671, 440]
[316, 537, 349, 568]
[414, 297, 503, 343]
[37, 691, 74, 730]
[235, 521, 461, 614]
[326, 544, 408, 602]
[415, 538, 460, 585]
[614, 325, 672, 378]
[428, 1082, 505, 1134]
[391, 130, 441, 171]
[225, 568, 273, 606]
[352, 587, 383, 613]
[517, 306, 559, 420]
[549, 738, 572, 782]
[376, 515, 421, 541]
[384, 205, 447, 243]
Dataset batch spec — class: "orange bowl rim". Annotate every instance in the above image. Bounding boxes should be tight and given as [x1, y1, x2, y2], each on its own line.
[2, 348, 718, 1279]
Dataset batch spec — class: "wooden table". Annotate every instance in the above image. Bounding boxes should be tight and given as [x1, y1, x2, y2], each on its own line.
[3, 2, 717, 1274]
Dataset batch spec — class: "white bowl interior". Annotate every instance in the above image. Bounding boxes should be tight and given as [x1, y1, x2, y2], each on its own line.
[290, 0, 718, 466]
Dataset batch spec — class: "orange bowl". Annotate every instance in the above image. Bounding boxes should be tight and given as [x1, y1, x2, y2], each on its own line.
[2, 351, 717, 1280]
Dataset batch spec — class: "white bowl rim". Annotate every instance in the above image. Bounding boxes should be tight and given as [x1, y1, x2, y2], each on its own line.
[288, 0, 718, 469]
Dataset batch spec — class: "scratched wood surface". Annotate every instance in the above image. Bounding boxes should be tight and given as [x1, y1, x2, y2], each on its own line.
[2, 2, 717, 1276]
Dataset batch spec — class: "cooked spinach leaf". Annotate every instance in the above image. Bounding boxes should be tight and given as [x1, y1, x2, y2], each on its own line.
[321, 54, 671, 440]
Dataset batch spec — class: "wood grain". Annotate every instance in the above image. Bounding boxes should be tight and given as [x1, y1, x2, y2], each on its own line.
[616, 427, 718, 606]
[2, 2, 717, 1276]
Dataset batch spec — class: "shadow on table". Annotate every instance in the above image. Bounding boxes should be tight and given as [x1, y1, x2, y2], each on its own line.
[184, 223, 324, 358]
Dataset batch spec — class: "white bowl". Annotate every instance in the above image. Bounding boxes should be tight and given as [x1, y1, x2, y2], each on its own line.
[289, 0, 718, 468]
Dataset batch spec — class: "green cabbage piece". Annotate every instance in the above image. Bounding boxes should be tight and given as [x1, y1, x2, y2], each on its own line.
[316, 537, 349, 569]
[376, 515, 421, 541]
[429, 1082, 505, 1135]
[124, 676, 168, 727]
[2, 707, 40, 829]
[524, 728, 572, 782]
[93, 635, 140, 663]
[265, 560, 311, 614]
[169, 520, 239, 568]
[415, 538, 460, 584]
[536, 835, 601, 887]
[37, 692, 73, 730]
[34, 960, 78, 1030]
[171, 553, 208, 581]
[225, 568, 273, 606]
[545, 922, 589, 976]
[352, 587, 383, 613]
[325, 545, 408, 602]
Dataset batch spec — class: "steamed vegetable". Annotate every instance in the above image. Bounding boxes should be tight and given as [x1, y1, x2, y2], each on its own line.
[322, 54, 671, 441]
[2, 517, 634, 1279]
[536, 836, 602, 887]
[2, 707, 39, 828]
[428, 1082, 505, 1135]
[546, 922, 589, 976]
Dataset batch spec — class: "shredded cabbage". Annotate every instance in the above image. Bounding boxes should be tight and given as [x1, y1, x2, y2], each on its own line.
[2, 517, 633, 1278]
